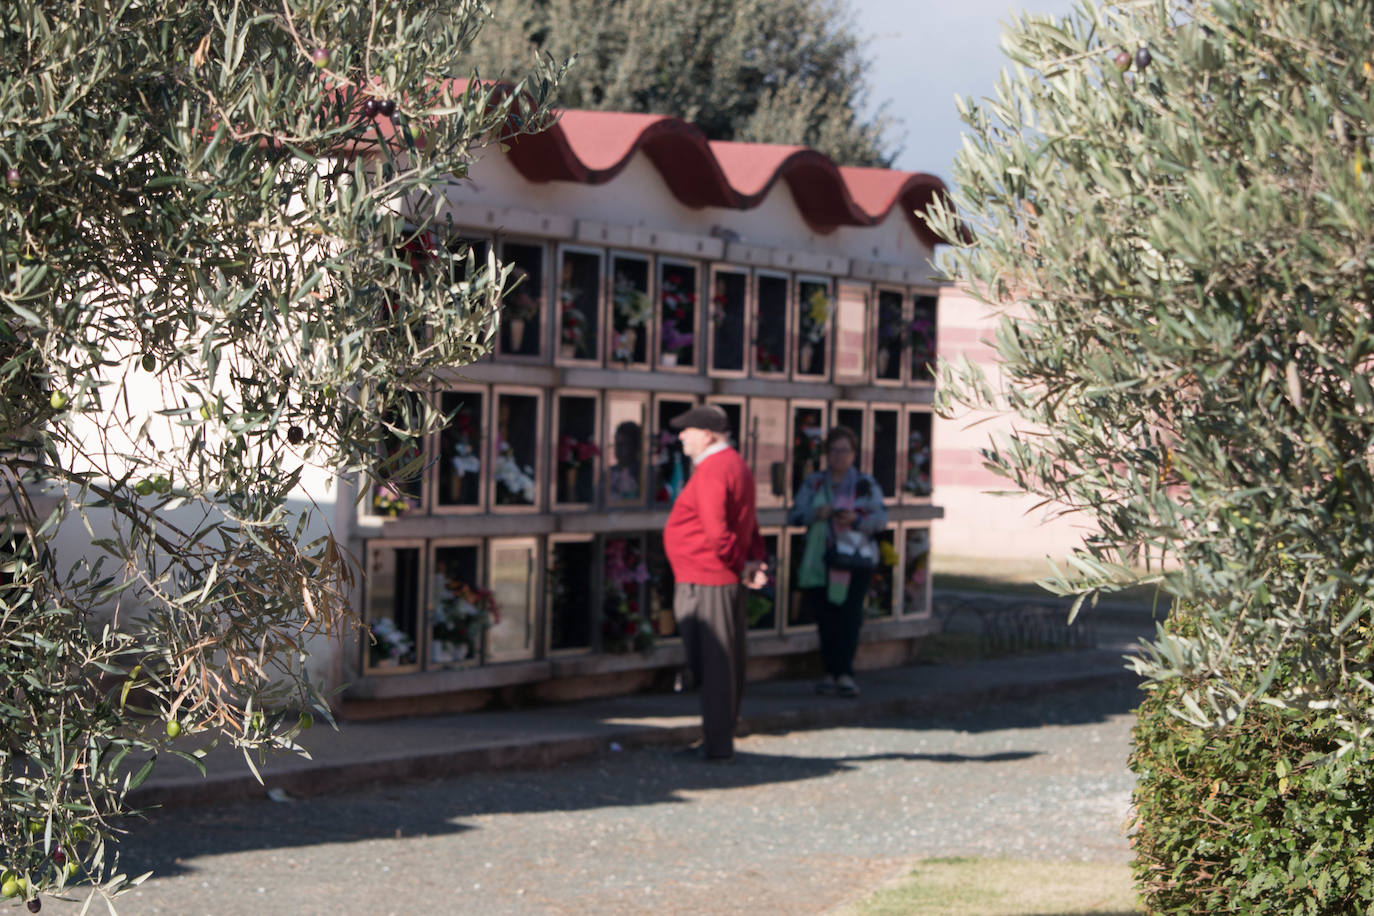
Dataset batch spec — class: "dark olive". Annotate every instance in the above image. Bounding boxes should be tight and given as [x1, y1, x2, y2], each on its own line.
[362, 99, 380, 118]
[287, 425, 305, 445]
[27, 898, 41, 913]
[141, 353, 156, 372]
[378, 99, 396, 117]
[1135, 46, 1152, 69]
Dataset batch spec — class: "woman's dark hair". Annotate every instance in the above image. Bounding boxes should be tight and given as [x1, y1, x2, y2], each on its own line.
[826, 425, 860, 457]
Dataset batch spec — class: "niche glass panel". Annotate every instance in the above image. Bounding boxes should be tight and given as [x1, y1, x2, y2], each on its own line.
[605, 395, 648, 506]
[747, 530, 782, 632]
[754, 273, 788, 375]
[603, 534, 651, 653]
[832, 406, 865, 471]
[905, 409, 933, 498]
[708, 399, 744, 455]
[710, 269, 748, 373]
[864, 528, 898, 618]
[436, 389, 484, 509]
[429, 543, 485, 668]
[554, 394, 599, 506]
[795, 279, 831, 378]
[658, 262, 697, 369]
[903, 527, 932, 618]
[910, 294, 939, 381]
[871, 407, 900, 500]
[451, 236, 490, 285]
[749, 398, 787, 509]
[652, 398, 694, 506]
[486, 538, 535, 659]
[874, 289, 904, 382]
[498, 242, 544, 357]
[609, 254, 651, 367]
[645, 532, 678, 639]
[493, 392, 540, 508]
[365, 543, 422, 670]
[557, 249, 602, 363]
[791, 404, 826, 499]
[549, 538, 595, 651]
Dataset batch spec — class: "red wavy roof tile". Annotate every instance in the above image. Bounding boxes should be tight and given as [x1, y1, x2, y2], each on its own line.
[504, 109, 951, 246]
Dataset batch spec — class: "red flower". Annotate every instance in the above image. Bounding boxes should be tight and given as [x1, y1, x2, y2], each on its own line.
[623, 619, 637, 636]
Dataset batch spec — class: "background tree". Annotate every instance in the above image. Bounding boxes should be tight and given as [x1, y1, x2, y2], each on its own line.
[466, 0, 897, 167]
[926, 0, 1374, 909]
[1, 0, 558, 908]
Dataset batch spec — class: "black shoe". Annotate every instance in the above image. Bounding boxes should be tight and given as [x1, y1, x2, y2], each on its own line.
[675, 744, 734, 763]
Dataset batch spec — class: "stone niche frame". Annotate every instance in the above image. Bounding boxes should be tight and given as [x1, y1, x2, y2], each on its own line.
[551, 388, 603, 511]
[900, 523, 933, 619]
[485, 536, 542, 663]
[868, 403, 902, 507]
[607, 250, 654, 370]
[707, 264, 752, 379]
[870, 285, 907, 387]
[489, 386, 546, 514]
[748, 396, 788, 511]
[603, 390, 651, 509]
[788, 398, 829, 504]
[430, 383, 487, 516]
[793, 274, 834, 383]
[902, 406, 934, 505]
[554, 243, 606, 368]
[426, 538, 486, 670]
[752, 269, 791, 379]
[362, 538, 427, 676]
[655, 257, 702, 374]
[496, 238, 550, 362]
[546, 533, 599, 655]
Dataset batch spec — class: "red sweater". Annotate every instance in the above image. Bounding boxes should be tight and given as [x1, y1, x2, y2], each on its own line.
[664, 447, 766, 585]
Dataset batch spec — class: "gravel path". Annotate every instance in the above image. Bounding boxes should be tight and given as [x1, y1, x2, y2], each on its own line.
[42, 683, 1141, 916]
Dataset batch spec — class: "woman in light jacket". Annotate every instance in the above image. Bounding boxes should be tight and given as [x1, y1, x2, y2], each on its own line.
[788, 425, 887, 697]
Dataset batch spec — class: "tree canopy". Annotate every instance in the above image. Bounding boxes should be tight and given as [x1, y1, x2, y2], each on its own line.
[466, 0, 898, 167]
[1, 0, 558, 907]
[930, 0, 1374, 903]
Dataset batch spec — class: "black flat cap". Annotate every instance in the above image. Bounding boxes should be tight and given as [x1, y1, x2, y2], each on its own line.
[669, 404, 730, 433]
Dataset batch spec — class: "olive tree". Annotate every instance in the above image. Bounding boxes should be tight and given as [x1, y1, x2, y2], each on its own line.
[1, 0, 559, 907]
[927, 0, 1374, 906]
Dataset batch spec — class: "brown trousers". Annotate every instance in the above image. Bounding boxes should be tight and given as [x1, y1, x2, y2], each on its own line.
[674, 582, 746, 758]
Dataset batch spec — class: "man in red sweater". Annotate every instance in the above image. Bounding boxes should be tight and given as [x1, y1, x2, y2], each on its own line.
[664, 404, 768, 761]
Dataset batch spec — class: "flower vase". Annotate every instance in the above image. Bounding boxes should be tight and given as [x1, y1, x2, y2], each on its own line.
[622, 328, 637, 361]
[661, 351, 678, 368]
[876, 347, 890, 377]
[561, 341, 576, 359]
[562, 465, 579, 501]
[799, 342, 814, 373]
[656, 607, 675, 636]
[507, 317, 525, 352]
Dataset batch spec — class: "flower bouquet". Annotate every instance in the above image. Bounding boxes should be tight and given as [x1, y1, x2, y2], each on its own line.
[372, 481, 415, 517]
[797, 286, 832, 373]
[494, 438, 537, 505]
[431, 575, 500, 664]
[368, 617, 415, 668]
[659, 273, 695, 367]
[602, 538, 654, 653]
[559, 287, 592, 358]
[793, 413, 825, 478]
[557, 433, 600, 502]
[904, 429, 932, 496]
[611, 274, 653, 363]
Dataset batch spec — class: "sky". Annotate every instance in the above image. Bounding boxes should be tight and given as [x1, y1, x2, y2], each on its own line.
[847, 0, 1076, 180]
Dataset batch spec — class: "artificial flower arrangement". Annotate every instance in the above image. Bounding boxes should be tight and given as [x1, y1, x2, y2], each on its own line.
[557, 433, 601, 502]
[372, 481, 416, 517]
[908, 311, 937, 375]
[430, 574, 500, 664]
[863, 553, 896, 619]
[799, 286, 832, 347]
[493, 438, 537, 505]
[904, 428, 932, 496]
[559, 285, 592, 358]
[449, 405, 480, 478]
[368, 616, 415, 667]
[755, 343, 783, 373]
[602, 538, 654, 653]
[659, 272, 695, 366]
[611, 273, 653, 363]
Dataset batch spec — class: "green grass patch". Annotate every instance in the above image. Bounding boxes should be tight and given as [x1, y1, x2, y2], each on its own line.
[838, 857, 1142, 916]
